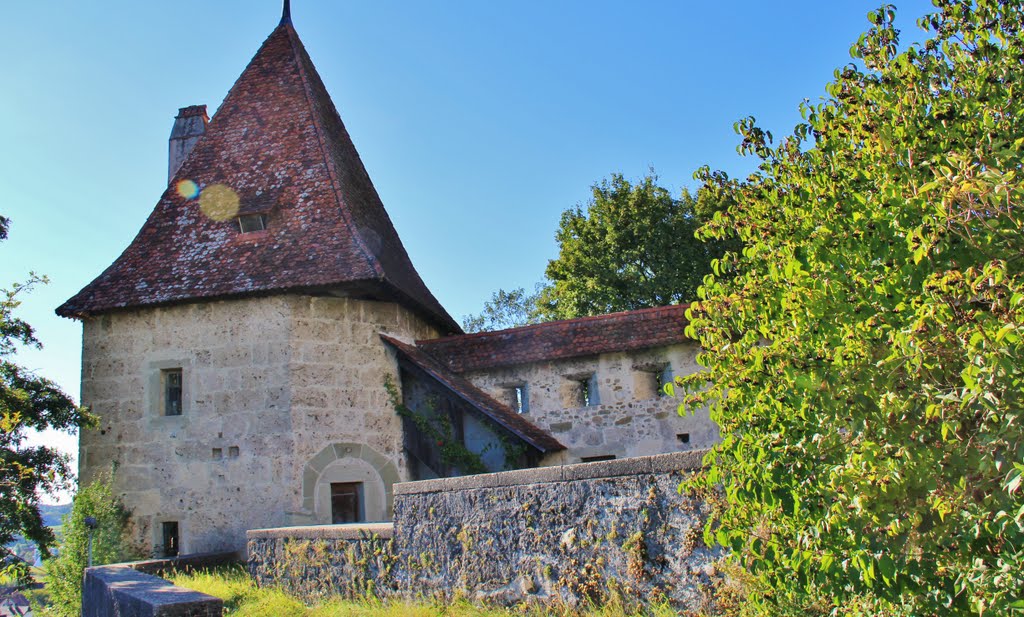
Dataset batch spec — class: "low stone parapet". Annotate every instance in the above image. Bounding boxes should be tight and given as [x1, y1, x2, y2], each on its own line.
[393, 450, 718, 607]
[128, 550, 242, 578]
[247, 523, 395, 601]
[247, 450, 719, 610]
[81, 565, 222, 617]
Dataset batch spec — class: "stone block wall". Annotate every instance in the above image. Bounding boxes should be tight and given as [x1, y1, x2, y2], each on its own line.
[247, 451, 720, 610]
[286, 297, 439, 526]
[81, 297, 297, 555]
[461, 345, 718, 463]
[79, 295, 438, 554]
[248, 523, 396, 601]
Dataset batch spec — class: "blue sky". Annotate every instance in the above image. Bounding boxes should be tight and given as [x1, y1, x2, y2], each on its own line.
[1, 0, 936, 485]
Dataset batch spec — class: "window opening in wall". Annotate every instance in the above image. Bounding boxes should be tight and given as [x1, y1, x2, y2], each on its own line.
[237, 213, 267, 233]
[228, 446, 240, 458]
[212, 448, 223, 460]
[161, 521, 179, 558]
[579, 374, 600, 407]
[512, 385, 529, 414]
[162, 369, 183, 416]
[677, 433, 690, 444]
[581, 455, 616, 463]
[330, 482, 363, 524]
[655, 365, 673, 396]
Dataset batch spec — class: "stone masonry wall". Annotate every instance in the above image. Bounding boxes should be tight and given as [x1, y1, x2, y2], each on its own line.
[81, 297, 296, 555]
[286, 297, 439, 525]
[79, 295, 438, 554]
[247, 451, 720, 611]
[462, 344, 718, 463]
[248, 524, 396, 601]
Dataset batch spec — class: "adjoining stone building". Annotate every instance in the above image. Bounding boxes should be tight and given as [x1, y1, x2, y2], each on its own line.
[57, 3, 716, 556]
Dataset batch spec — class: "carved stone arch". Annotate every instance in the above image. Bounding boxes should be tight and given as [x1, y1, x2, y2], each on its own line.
[301, 442, 400, 522]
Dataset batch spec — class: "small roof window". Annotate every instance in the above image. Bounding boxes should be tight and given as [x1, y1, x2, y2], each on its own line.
[238, 214, 267, 233]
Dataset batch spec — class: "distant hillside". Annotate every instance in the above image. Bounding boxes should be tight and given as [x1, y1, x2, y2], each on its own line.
[4, 504, 72, 563]
[40, 503, 72, 527]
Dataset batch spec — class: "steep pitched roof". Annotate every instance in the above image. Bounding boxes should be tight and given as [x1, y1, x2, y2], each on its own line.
[381, 335, 565, 454]
[57, 14, 460, 334]
[417, 304, 691, 373]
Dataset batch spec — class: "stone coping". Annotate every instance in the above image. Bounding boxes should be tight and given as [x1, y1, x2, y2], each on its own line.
[82, 565, 222, 615]
[394, 449, 707, 496]
[247, 522, 393, 540]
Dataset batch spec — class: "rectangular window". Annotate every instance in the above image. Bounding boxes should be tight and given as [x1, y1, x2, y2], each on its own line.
[162, 369, 183, 416]
[511, 385, 529, 414]
[330, 482, 362, 524]
[580, 374, 600, 407]
[581, 455, 616, 463]
[237, 214, 267, 233]
[677, 433, 690, 444]
[161, 521, 179, 558]
[656, 365, 673, 396]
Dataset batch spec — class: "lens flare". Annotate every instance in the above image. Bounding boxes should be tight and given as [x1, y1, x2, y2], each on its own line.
[199, 184, 240, 222]
[175, 179, 199, 200]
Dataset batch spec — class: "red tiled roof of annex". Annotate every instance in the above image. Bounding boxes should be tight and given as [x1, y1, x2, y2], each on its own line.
[56, 18, 459, 334]
[417, 304, 691, 374]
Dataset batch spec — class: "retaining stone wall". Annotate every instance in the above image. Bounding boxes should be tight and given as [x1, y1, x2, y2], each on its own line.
[247, 450, 720, 610]
[247, 523, 396, 601]
[81, 551, 237, 617]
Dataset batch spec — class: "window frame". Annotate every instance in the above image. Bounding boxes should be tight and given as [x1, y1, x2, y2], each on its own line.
[161, 521, 180, 558]
[162, 368, 183, 416]
[508, 384, 529, 414]
[581, 374, 600, 407]
[237, 213, 267, 233]
[148, 359, 191, 419]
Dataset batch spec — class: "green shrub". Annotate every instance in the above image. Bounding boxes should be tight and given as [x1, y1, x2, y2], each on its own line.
[42, 472, 140, 617]
[681, 2, 1024, 614]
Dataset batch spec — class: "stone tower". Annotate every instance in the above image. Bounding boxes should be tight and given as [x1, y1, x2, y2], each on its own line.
[57, 4, 465, 555]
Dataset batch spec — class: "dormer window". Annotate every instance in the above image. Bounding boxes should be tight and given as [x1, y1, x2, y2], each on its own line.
[238, 214, 267, 233]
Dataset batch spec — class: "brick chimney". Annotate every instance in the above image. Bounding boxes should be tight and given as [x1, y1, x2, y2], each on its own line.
[168, 105, 209, 184]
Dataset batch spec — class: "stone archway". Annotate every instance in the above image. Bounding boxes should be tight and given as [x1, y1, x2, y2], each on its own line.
[301, 443, 400, 523]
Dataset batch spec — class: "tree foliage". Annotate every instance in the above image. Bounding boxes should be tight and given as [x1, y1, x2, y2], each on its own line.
[538, 173, 734, 321]
[0, 215, 94, 561]
[44, 473, 137, 617]
[679, 2, 1024, 615]
[461, 285, 545, 333]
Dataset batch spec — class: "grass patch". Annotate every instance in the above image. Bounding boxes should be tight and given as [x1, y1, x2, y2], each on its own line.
[168, 565, 680, 617]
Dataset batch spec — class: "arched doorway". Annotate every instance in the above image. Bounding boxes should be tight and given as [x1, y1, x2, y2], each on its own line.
[301, 443, 400, 523]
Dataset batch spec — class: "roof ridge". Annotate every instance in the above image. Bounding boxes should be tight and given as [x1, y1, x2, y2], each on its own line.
[281, 23, 384, 281]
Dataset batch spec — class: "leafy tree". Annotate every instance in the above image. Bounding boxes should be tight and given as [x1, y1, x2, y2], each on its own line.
[461, 285, 544, 333]
[44, 473, 137, 617]
[0, 215, 94, 562]
[679, 2, 1024, 615]
[537, 172, 734, 321]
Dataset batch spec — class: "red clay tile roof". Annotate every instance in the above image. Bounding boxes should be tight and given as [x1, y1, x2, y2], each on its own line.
[417, 304, 691, 373]
[56, 18, 460, 334]
[381, 335, 565, 454]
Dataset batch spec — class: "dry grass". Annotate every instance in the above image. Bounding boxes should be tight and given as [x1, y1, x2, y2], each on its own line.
[168, 565, 681, 617]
